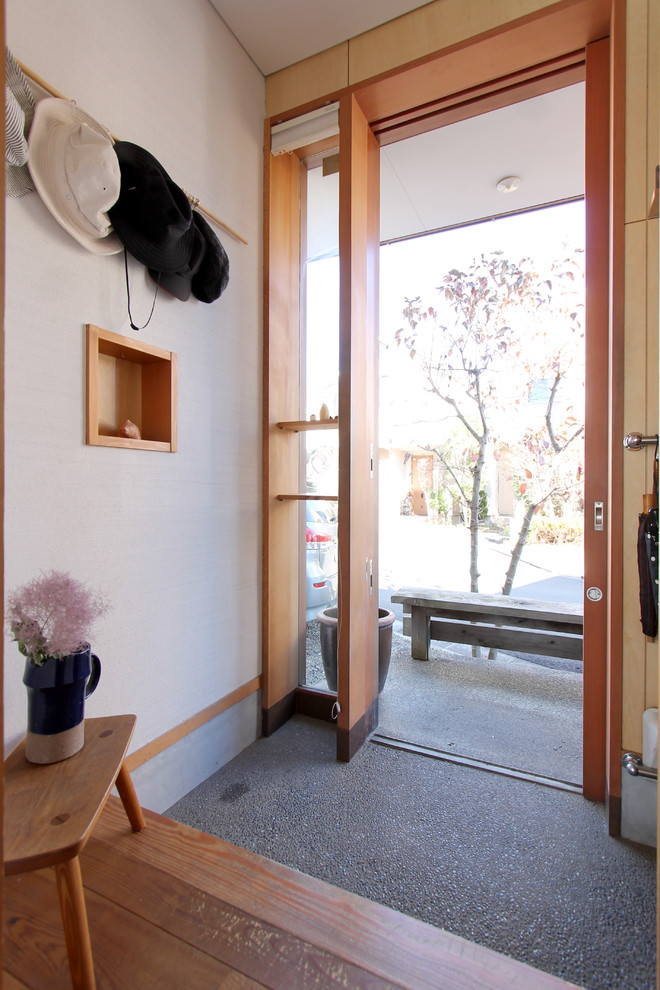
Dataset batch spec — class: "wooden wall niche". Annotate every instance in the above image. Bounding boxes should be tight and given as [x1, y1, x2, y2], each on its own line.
[86, 325, 177, 452]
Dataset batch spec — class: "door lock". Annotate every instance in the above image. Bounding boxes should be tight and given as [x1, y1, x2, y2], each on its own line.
[594, 501, 604, 531]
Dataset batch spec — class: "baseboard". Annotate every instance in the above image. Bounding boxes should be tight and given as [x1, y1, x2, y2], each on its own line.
[131, 690, 261, 813]
[295, 687, 337, 722]
[126, 675, 262, 772]
[337, 698, 378, 762]
[262, 688, 296, 736]
[607, 791, 621, 836]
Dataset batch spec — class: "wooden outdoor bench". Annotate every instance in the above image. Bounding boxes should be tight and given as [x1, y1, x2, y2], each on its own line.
[391, 588, 583, 661]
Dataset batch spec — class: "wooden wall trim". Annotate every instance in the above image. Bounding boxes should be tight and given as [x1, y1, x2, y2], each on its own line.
[373, 54, 586, 146]
[265, 0, 610, 123]
[607, 0, 626, 815]
[353, 0, 607, 129]
[125, 676, 262, 772]
[263, 147, 303, 717]
[348, 0, 607, 87]
[582, 36, 611, 803]
[266, 42, 348, 121]
[1, 0, 5, 948]
[337, 94, 380, 758]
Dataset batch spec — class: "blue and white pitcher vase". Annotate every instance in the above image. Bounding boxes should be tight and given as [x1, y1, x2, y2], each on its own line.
[22, 644, 101, 764]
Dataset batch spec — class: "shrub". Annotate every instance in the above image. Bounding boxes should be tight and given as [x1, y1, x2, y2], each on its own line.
[478, 488, 488, 521]
[428, 488, 448, 514]
[527, 518, 583, 545]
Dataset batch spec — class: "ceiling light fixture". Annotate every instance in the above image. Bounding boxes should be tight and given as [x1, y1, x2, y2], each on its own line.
[496, 175, 522, 194]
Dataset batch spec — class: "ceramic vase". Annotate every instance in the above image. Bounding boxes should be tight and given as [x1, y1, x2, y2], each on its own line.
[318, 607, 395, 693]
[22, 644, 101, 764]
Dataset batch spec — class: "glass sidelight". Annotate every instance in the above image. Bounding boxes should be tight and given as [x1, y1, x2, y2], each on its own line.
[299, 158, 340, 688]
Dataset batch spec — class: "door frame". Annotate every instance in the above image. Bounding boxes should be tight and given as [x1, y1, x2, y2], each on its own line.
[357, 45, 611, 798]
[263, 0, 621, 796]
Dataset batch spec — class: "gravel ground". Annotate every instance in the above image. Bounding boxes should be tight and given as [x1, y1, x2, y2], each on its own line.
[304, 619, 326, 687]
[167, 714, 656, 990]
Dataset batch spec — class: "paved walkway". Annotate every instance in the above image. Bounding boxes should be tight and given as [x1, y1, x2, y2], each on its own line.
[379, 514, 583, 606]
[375, 515, 584, 783]
[377, 631, 582, 784]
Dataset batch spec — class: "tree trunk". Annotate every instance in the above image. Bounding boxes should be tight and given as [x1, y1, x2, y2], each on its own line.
[502, 502, 538, 596]
[486, 501, 539, 661]
[468, 451, 485, 593]
[469, 440, 488, 658]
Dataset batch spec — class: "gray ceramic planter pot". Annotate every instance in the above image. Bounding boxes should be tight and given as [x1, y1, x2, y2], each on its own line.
[318, 607, 395, 693]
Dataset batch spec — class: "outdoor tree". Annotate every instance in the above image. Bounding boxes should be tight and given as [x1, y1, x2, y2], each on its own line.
[394, 250, 584, 594]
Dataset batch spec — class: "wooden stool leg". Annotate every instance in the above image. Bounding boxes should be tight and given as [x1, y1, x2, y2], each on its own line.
[115, 762, 145, 831]
[54, 857, 96, 990]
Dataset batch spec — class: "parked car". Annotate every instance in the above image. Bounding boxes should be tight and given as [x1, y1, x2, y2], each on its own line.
[306, 500, 338, 622]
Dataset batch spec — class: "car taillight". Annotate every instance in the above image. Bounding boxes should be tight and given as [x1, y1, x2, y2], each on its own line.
[306, 528, 331, 543]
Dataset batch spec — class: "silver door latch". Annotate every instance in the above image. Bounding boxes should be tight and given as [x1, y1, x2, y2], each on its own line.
[594, 501, 604, 531]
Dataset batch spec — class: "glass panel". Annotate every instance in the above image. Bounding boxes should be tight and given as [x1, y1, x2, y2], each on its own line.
[301, 161, 339, 689]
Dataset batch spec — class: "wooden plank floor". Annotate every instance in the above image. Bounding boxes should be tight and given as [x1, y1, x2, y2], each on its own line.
[4, 796, 581, 989]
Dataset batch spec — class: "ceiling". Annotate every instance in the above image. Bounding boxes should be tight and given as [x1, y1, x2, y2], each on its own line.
[208, 1, 585, 248]
[208, 0, 433, 76]
[380, 83, 584, 243]
[306, 83, 584, 257]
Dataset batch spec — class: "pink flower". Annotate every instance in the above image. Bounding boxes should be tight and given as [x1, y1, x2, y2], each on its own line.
[6, 570, 109, 666]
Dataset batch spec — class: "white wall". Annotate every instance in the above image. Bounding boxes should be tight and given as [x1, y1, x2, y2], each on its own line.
[5, 0, 265, 810]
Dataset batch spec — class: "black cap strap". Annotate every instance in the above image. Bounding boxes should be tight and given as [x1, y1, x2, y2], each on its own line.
[124, 248, 160, 331]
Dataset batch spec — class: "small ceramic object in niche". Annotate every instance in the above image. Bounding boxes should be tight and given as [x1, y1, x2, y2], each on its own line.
[119, 419, 141, 440]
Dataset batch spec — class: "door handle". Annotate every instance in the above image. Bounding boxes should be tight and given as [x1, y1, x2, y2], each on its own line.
[594, 501, 604, 531]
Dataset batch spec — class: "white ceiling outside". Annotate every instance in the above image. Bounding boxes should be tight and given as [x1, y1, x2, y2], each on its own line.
[212, 3, 584, 249]
[306, 83, 585, 259]
[208, 0, 434, 75]
[381, 83, 585, 242]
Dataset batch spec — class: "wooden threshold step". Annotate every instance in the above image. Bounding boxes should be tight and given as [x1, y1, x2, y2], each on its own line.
[5, 797, 581, 990]
[94, 797, 579, 990]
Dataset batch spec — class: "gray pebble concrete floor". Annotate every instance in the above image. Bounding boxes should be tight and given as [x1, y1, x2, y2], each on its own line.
[167, 714, 656, 989]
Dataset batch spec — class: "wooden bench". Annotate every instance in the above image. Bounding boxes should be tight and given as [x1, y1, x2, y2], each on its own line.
[391, 589, 583, 661]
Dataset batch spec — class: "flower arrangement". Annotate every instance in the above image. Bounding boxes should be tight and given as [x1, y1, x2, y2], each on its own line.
[7, 570, 109, 666]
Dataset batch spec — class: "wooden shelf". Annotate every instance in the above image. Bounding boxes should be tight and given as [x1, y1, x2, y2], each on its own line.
[86, 325, 177, 452]
[276, 494, 338, 501]
[277, 419, 338, 432]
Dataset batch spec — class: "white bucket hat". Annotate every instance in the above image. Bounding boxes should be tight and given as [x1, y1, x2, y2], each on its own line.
[27, 97, 122, 254]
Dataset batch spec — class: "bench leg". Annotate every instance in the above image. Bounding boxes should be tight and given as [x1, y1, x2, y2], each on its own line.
[411, 609, 430, 660]
[55, 857, 96, 990]
[116, 762, 146, 832]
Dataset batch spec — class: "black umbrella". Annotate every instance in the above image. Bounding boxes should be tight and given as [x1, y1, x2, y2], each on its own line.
[638, 452, 659, 638]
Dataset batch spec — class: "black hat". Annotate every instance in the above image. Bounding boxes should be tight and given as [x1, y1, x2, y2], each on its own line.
[108, 142, 194, 272]
[148, 224, 206, 302]
[191, 211, 229, 303]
